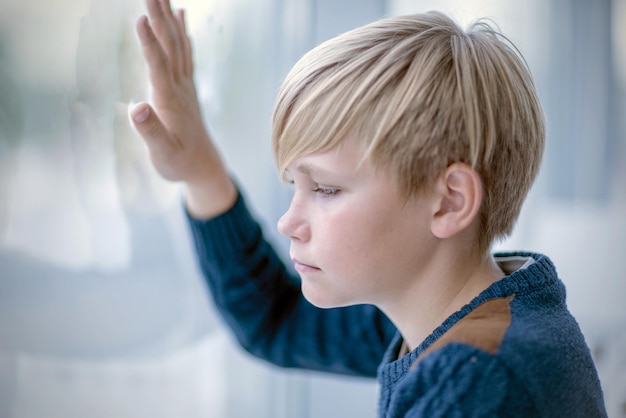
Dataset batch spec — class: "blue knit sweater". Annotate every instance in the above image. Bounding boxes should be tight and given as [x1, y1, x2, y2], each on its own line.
[188, 192, 607, 417]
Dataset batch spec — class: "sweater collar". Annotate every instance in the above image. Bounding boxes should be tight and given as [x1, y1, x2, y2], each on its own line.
[377, 251, 562, 383]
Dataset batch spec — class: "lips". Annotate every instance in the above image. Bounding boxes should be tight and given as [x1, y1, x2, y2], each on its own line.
[292, 258, 321, 273]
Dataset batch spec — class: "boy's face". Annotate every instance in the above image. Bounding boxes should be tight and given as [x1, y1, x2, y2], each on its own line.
[278, 137, 438, 310]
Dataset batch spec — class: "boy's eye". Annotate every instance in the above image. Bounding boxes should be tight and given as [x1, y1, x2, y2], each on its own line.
[312, 187, 339, 197]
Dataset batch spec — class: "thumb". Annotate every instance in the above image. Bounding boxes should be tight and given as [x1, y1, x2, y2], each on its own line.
[128, 102, 173, 153]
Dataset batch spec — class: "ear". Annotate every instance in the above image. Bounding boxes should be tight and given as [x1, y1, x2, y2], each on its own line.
[430, 162, 483, 239]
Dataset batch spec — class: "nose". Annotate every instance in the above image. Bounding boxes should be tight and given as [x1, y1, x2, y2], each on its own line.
[277, 198, 311, 242]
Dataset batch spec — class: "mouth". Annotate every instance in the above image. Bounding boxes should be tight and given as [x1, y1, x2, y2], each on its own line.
[292, 258, 321, 273]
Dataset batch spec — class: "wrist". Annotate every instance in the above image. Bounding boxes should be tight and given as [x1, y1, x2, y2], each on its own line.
[185, 175, 237, 220]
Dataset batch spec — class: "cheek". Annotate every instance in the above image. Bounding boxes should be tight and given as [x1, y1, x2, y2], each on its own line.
[318, 206, 398, 265]
[339, 205, 428, 269]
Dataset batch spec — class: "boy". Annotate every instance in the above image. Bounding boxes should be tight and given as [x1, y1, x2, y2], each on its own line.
[129, 0, 606, 416]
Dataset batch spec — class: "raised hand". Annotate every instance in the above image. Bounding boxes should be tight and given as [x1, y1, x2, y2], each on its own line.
[130, 0, 236, 218]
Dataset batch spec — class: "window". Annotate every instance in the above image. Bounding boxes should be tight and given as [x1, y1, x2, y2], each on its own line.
[1, 0, 623, 416]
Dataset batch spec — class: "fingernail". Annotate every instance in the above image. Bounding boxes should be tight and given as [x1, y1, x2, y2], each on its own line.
[138, 15, 150, 32]
[134, 107, 150, 123]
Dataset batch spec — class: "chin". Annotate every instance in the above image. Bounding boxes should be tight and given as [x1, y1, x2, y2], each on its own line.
[301, 284, 353, 309]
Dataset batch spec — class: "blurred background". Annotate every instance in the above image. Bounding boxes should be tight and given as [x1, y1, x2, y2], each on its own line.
[0, 0, 624, 417]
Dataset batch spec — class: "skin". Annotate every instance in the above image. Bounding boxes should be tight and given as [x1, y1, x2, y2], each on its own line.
[130, 0, 505, 351]
[129, 0, 236, 219]
[278, 138, 438, 310]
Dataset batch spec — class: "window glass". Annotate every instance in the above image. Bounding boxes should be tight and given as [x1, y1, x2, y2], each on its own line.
[0, 0, 287, 416]
[2, 0, 623, 415]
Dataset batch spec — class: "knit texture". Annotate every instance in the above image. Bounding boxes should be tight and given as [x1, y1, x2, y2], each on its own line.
[187, 192, 607, 417]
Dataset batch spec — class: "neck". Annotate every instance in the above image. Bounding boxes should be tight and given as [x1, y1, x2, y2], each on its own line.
[380, 246, 504, 352]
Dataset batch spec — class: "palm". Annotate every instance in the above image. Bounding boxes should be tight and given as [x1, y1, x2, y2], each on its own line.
[133, 0, 221, 186]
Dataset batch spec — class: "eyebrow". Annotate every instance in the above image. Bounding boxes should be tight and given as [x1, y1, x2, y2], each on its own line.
[294, 163, 318, 176]
[286, 159, 360, 183]
[291, 162, 342, 180]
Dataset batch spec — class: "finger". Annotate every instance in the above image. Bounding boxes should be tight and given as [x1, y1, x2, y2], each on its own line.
[146, 0, 183, 79]
[129, 102, 178, 157]
[160, 0, 187, 72]
[136, 15, 174, 97]
[175, 9, 193, 77]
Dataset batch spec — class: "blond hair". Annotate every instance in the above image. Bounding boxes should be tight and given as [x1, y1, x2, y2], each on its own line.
[272, 11, 545, 250]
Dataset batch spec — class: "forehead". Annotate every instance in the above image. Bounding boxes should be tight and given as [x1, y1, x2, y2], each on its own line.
[285, 137, 365, 177]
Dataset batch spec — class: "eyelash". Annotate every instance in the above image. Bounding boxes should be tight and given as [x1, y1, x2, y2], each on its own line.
[286, 180, 339, 198]
[312, 187, 339, 197]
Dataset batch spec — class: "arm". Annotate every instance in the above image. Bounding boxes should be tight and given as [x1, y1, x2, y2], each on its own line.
[130, 0, 395, 376]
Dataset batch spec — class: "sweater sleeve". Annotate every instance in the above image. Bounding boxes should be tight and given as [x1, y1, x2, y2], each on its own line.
[388, 344, 539, 417]
[186, 192, 396, 377]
